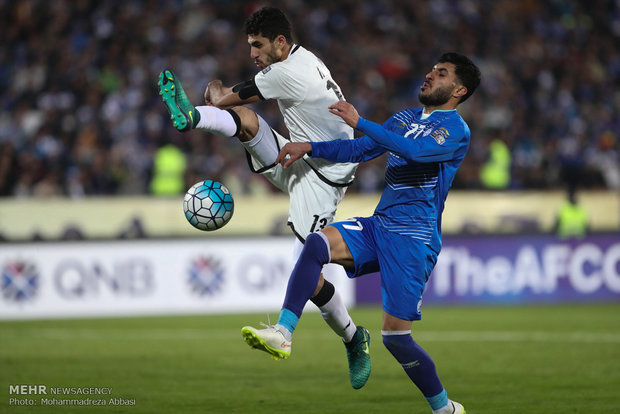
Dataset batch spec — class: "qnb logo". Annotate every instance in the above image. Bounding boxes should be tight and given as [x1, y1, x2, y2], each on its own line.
[188, 256, 225, 296]
[237, 255, 291, 293]
[1, 261, 39, 303]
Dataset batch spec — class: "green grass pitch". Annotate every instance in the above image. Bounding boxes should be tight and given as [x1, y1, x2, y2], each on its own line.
[1, 304, 619, 413]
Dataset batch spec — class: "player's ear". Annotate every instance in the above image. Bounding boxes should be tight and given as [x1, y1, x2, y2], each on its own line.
[454, 85, 467, 99]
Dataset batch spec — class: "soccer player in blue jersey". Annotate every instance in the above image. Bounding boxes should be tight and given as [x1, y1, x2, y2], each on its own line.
[242, 52, 480, 414]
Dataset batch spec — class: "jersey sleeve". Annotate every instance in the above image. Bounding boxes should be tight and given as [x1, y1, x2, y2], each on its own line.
[310, 136, 385, 163]
[254, 64, 305, 102]
[356, 117, 465, 162]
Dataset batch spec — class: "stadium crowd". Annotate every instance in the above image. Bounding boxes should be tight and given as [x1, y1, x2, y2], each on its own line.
[0, 0, 619, 198]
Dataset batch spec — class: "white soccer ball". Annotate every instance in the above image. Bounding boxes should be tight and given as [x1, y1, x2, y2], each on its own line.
[183, 180, 234, 231]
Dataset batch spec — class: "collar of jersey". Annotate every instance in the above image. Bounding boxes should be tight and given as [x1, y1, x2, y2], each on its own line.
[288, 44, 300, 58]
[421, 108, 456, 120]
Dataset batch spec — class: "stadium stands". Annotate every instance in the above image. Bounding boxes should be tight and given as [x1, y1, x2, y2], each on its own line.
[0, 0, 618, 197]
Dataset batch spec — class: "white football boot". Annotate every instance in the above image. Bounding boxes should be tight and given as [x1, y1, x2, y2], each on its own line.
[241, 324, 291, 360]
[433, 400, 466, 414]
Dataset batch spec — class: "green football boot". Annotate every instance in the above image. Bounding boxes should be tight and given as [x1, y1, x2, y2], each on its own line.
[345, 326, 371, 389]
[158, 70, 200, 132]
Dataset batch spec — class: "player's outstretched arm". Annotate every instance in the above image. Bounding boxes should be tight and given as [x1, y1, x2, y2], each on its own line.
[276, 142, 312, 169]
[331, 100, 461, 162]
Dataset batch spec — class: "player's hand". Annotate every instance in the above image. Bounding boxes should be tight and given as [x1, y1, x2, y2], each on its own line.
[276, 142, 312, 169]
[328, 101, 360, 128]
[204, 80, 223, 106]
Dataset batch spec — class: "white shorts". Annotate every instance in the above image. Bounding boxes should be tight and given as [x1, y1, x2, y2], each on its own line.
[243, 116, 349, 241]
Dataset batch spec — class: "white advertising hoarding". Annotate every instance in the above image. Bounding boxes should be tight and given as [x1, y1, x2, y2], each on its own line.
[0, 237, 354, 320]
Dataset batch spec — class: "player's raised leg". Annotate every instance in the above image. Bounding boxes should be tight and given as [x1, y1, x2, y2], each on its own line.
[158, 69, 240, 137]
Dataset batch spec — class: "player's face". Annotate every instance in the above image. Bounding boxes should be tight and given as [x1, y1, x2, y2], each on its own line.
[418, 62, 460, 107]
[247, 34, 283, 69]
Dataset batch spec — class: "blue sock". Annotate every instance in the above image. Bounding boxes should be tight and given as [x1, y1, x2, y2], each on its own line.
[279, 232, 330, 332]
[382, 332, 447, 409]
[426, 389, 449, 411]
[276, 308, 299, 334]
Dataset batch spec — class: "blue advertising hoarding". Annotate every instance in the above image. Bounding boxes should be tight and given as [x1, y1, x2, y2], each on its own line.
[355, 234, 620, 305]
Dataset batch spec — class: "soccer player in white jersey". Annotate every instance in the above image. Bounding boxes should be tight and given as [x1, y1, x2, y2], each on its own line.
[158, 7, 370, 389]
[243, 53, 481, 414]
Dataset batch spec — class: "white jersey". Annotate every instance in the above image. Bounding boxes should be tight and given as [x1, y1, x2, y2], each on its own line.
[254, 45, 357, 185]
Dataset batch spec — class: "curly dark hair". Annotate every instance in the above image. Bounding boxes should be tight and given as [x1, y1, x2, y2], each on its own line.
[438, 52, 481, 103]
[244, 6, 293, 43]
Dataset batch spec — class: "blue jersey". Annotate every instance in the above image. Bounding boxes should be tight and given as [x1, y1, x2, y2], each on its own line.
[310, 108, 470, 253]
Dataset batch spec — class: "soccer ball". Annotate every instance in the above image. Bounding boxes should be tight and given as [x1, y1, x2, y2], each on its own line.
[183, 180, 234, 231]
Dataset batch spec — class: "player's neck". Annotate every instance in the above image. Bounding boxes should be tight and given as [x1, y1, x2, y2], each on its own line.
[423, 100, 458, 115]
[280, 43, 294, 62]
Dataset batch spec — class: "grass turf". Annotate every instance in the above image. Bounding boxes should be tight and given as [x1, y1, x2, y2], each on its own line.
[1, 303, 619, 413]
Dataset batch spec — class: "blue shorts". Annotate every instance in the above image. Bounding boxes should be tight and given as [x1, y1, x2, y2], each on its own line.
[331, 216, 438, 321]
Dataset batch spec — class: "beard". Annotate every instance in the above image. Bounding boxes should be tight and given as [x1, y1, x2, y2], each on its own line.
[418, 85, 453, 107]
[261, 44, 281, 67]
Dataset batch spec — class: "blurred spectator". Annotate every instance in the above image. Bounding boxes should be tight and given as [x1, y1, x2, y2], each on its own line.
[0, 142, 18, 196]
[0, 0, 618, 197]
[479, 137, 511, 190]
[554, 190, 589, 239]
[586, 130, 620, 190]
[150, 142, 187, 196]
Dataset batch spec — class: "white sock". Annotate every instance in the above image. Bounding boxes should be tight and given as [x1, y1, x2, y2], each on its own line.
[195, 106, 237, 136]
[319, 290, 357, 343]
[241, 114, 279, 166]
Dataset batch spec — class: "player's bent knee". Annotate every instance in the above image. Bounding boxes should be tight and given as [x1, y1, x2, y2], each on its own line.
[229, 106, 259, 141]
[321, 226, 352, 265]
[305, 232, 328, 250]
[303, 232, 331, 265]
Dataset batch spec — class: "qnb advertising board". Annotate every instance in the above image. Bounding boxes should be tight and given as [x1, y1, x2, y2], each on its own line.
[356, 234, 620, 305]
[0, 238, 353, 320]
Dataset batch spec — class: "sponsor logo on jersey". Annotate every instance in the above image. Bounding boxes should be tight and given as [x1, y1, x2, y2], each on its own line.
[261, 66, 272, 75]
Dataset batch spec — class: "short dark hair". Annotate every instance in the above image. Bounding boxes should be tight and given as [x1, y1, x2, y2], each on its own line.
[244, 7, 293, 44]
[438, 52, 481, 103]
